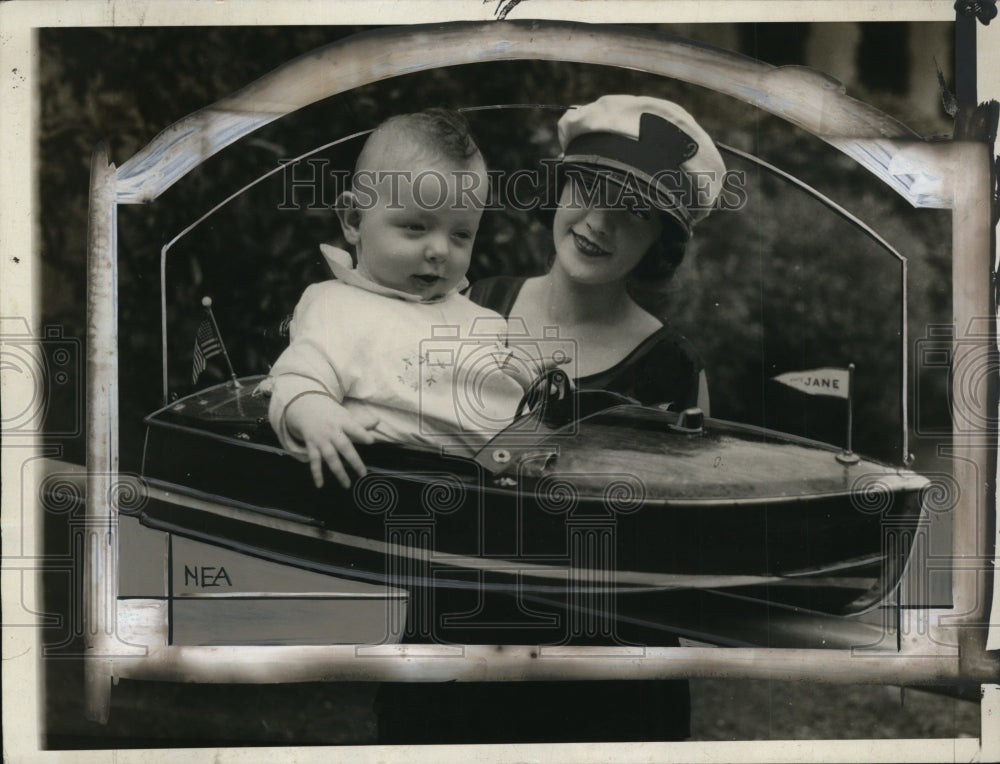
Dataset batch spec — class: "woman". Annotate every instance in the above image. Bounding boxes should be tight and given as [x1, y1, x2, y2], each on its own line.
[377, 96, 725, 744]
[470, 94, 723, 411]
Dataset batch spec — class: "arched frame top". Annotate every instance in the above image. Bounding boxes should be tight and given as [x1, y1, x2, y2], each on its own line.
[114, 20, 949, 208]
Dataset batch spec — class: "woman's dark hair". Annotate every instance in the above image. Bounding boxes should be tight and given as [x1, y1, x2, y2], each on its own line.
[535, 165, 690, 286]
[629, 219, 688, 283]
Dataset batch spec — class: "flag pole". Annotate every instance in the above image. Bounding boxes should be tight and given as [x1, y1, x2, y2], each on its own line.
[836, 363, 858, 465]
[202, 296, 241, 388]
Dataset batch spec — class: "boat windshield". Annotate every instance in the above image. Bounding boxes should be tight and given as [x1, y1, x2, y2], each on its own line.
[137, 97, 921, 466]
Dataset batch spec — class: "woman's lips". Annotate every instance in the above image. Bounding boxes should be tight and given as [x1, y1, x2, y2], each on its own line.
[571, 230, 611, 257]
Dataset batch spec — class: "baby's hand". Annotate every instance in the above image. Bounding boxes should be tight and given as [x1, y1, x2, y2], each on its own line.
[284, 394, 380, 489]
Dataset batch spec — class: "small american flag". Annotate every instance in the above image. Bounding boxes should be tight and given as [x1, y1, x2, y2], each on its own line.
[192, 317, 223, 383]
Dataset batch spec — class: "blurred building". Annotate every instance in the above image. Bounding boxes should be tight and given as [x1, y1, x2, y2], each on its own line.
[668, 22, 954, 136]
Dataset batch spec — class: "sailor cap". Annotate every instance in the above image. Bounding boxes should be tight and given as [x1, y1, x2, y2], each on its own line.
[557, 95, 726, 236]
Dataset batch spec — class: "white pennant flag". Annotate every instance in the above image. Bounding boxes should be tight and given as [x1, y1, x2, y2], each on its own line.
[772, 367, 850, 399]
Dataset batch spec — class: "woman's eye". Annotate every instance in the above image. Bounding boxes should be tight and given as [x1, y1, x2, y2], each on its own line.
[452, 230, 472, 240]
[629, 206, 651, 221]
[403, 223, 425, 232]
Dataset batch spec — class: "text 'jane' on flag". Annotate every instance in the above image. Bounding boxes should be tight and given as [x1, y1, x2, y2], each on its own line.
[773, 364, 857, 464]
[772, 367, 850, 399]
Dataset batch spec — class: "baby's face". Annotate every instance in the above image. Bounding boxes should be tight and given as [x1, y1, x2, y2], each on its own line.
[343, 156, 488, 299]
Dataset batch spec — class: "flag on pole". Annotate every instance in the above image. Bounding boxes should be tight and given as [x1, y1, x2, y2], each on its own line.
[192, 317, 223, 383]
[774, 364, 857, 461]
[772, 367, 850, 399]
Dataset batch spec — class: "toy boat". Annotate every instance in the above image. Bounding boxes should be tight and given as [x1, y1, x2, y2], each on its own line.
[136, 373, 928, 646]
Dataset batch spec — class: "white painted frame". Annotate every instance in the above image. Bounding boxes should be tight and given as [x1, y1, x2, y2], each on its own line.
[86, 15, 997, 703]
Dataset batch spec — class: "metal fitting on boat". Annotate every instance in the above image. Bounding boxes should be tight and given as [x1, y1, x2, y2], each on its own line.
[670, 407, 704, 434]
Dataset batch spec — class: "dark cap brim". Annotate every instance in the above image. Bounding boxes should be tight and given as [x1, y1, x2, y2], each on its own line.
[558, 159, 694, 237]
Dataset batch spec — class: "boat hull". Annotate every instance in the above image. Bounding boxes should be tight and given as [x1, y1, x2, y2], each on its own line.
[136, 379, 928, 644]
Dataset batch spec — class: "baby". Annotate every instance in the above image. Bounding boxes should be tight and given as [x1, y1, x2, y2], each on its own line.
[267, 109, 528, 489]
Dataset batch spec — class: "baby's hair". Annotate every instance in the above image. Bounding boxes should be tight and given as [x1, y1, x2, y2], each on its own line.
[355, 108, 482, 176]
[402, 108, 480, 161]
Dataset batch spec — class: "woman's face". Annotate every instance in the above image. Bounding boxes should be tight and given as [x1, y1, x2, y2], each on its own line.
[551, 175, 663, 286]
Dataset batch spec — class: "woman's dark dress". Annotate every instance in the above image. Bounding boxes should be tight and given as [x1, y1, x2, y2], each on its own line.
[376, 276, 698, 744]
[468, 276, 703, 409]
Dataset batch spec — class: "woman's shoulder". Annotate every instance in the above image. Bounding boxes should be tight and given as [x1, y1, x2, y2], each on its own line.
[582, 323, 702, 408]
[465, 275, 528, 317]
[642, 320, 704, 371]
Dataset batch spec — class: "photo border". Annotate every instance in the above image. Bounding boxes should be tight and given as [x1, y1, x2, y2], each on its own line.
[2, 1, 998, 761]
